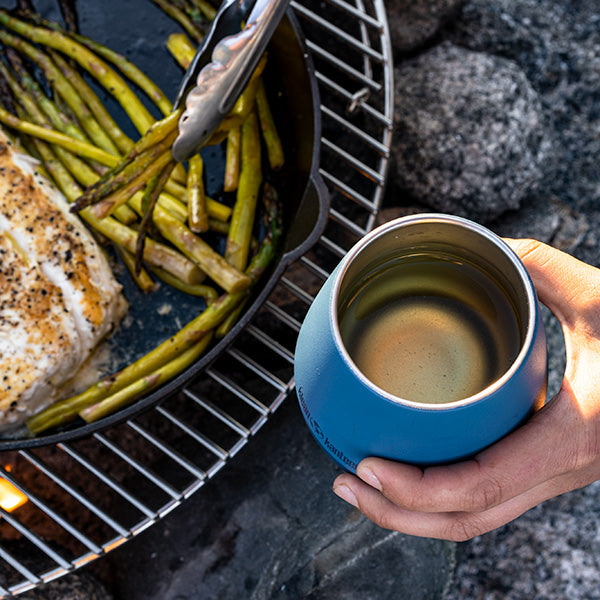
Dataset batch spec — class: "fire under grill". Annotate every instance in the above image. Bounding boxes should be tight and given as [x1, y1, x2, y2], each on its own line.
[0, 0, 393, 595]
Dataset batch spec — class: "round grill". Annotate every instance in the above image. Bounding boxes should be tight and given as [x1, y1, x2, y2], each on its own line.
[0, 0, 393, 594]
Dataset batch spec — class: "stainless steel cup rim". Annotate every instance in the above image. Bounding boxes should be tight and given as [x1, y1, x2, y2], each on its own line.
[330, 213, 539, 410]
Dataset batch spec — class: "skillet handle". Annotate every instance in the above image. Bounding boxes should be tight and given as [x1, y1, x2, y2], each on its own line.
[281, 172, 330, 264]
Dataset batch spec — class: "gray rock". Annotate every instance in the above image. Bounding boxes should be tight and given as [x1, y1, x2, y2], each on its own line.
[446, 0, 600, 214]
[444, 480, 600, 600]
[389, 42, 550, 222]
[490, 195, 589, 252]
[575, 211, 600, 268]
[386, 0, 467, 54]
[448, 0, 600, 95]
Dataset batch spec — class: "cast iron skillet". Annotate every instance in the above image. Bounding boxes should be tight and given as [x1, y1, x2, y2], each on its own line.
[0, 2, 328, 449]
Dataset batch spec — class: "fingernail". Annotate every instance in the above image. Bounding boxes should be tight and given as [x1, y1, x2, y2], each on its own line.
[333, 484, 358, 508]
[358, 467, 381, 491]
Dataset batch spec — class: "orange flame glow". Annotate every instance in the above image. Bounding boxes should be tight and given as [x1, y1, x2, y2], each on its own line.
[0, 468, 27, 512]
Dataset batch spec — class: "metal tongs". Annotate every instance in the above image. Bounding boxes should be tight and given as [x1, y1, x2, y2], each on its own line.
[171, 0, 290, 162]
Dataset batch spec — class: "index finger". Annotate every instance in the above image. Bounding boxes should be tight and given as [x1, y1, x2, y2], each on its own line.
[354, 387, 577, 513]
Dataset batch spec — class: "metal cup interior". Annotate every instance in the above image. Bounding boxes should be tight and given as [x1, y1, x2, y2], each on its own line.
[333, 214, 536, 406]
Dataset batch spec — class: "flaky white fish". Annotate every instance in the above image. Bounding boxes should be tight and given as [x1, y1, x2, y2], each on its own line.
[0, 129, 126, 431]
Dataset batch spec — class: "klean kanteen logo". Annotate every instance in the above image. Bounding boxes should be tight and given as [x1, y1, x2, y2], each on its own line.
[311, 418, 324, 440]
[297, 386, 357, 471]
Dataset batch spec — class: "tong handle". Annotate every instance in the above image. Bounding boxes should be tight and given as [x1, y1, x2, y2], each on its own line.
[214, 0, 285, 110]
[172, 0, 290, 162]
[173, 0, 246, 110]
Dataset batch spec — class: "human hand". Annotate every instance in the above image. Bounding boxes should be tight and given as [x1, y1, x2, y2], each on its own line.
[333, 238, 600, 541]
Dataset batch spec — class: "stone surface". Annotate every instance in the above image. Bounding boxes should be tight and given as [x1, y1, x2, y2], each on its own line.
[389, 42, 550, 222]
[490, 196, 589, 253]
[384, 0, 600, 598]
[444, 481, 600, 600]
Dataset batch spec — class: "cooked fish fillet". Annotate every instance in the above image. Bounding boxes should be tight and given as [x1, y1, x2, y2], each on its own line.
[0, 129, 126, 431]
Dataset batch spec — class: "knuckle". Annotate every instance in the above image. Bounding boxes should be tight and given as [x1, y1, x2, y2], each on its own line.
[368, 507, 401, 532]
[398, 491, 426, 512]
[443, 516, 487, 542]
[509, 238, 545, 262]
[375, 514, 397, 532]
[468, 476, 504, 512]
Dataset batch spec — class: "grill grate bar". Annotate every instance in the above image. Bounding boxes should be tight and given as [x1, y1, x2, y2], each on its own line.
[0, 507, 70, 570]
[244, 324, 295, 362]
[206, 368, 270, 415]
[305, 40, 381, 91]
[315, 232, 351, 260]
[326, 0, 383, 29]
[225, 348, 289, 393]
[321, 105, 390, 156]
[320, 170, 378, 214]
[0, 547, 39, 589]
[57, 443, 154, 523]
[321, 138, 385, 185]
[277, 276, 315, 307]
[298, 255, 330, 282]
[182, 389, 251, 438]
[126, 420, 208, 481]
[291, 1, 384, 61]
[355, 0, 373, 77]
[316, 71, 390, 124]
[261, 300, 303, 332]
[16, 452, 103, 553]
[329, 207, 372, 237]
[263, 388, 289, 417]
[93, 433, 181, 500]
[154, 407, 228, 461]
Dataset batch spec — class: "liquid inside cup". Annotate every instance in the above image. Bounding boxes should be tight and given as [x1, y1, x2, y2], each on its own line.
[338, 249, 524, 405]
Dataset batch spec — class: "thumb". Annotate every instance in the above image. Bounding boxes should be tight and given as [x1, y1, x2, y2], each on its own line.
[503, 238, 598, 322]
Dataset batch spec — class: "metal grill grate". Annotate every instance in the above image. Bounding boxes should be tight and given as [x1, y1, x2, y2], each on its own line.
[0, 0, 393, 595]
